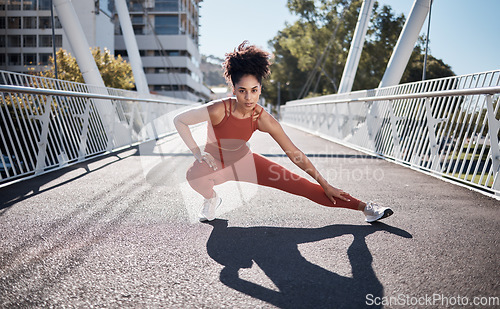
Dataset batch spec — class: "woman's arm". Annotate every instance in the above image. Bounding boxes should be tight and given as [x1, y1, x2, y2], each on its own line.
[173, 101, 225, 169]
[257, 111, 350, 204]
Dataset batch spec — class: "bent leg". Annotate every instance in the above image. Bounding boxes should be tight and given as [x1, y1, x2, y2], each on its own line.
[186, 160, 216, 199]
[186, 159, 236, 199]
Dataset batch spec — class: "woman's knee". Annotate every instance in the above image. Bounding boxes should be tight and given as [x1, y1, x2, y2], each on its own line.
[186, 161, 209, 181]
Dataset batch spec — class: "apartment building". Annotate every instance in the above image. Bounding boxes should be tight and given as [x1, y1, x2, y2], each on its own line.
[114, 0, 210, 101]
[0, 0, 114, 72]
[0, 0, 209, 101]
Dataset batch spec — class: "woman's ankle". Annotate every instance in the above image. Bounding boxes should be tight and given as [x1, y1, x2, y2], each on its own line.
[358, 201, 367, 211]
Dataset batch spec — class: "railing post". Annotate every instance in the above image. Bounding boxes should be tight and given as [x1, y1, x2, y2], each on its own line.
[366, 101, 382, 153]
[143, 102, 159, 140]
[76, 98, 92, 160]
[424, 97, 446, 171]
[107, 100, 118, 150]
[34, 95, 53, 174]
[388, 100, 402, 159]
[485, 94, 500, 192]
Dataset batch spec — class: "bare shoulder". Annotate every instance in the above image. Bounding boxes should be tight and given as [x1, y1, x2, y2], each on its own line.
[206, 98, 226, 113]
[207, 98, 230, 125]
[257, 109, 283, 134]
[257, 109, 298, 151]
[174, 98, 228, 126]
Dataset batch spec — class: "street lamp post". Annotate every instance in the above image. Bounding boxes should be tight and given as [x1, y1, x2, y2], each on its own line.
[50, 0, 58, 79]
[277, 81, 281, 106]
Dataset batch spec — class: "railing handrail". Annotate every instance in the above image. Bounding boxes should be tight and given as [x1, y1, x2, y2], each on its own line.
[280, 69, 500, 199]
[284, 86, 500, 107]
[0, 84, 194, 105]
[0, 70, 198, 187]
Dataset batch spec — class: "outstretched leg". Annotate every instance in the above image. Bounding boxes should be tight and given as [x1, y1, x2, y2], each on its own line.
[232, 153, 362, 210]
[186, 152, 393, 220]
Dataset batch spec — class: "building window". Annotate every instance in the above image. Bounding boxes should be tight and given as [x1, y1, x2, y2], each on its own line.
[153, 85, 181, 91]
[155, 0, 178, 12]
[129, 0, 143, 12]
[54, 35, 62, 47]
[39, 17, 51, 29]
[23, 53, 37, 65]
[39, 35, 62, 48]
[153, 50, 188, 57]
[8, 0, 22, 10]
[131, 16, 143, 24]
[0, 17, 5, 29]
[7, 35, 21, 47]
[39, 53, 52, 65]
[133, 25, 143, 35]
[0, 36, 5, 48]
[8, 17, 21, 29]
[8, 53, 21, 66]
[54, 17, 62, 28]
[39, 35, 52, 47]
[24, 0, 36, 10]
[23, 17, 37, 29]
[38, 0, 51, 10]
[0, 54, 5, 66]
[153, 67, 190, 74]
[39, 16, 61, 29]
[115, 50, 128, 57]
[155, 16, 178, 35]
[23, 35, 36, 47]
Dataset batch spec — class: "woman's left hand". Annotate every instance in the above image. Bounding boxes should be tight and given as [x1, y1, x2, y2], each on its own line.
[323, 184, 351, 205]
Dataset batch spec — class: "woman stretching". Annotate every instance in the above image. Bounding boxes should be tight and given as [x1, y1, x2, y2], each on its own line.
[174, 41, 393, 223]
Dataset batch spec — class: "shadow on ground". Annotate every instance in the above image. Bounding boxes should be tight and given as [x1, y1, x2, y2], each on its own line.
[204, 220, 412, 308]
[0, 147, 139, 212]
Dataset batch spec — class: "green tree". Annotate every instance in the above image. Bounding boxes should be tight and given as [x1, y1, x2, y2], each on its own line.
[402, 38, 454, 83]
[263, 0, 455, 105]
[39, 48, 135, 90]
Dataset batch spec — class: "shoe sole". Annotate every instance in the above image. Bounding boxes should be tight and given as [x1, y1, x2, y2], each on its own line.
[366, 208, 394, 223]
[199, 197, 223, 222]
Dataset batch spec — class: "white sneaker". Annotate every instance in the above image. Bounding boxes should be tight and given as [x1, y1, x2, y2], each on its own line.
[199, 191, 222, 222]
[363, 201, 393, 223]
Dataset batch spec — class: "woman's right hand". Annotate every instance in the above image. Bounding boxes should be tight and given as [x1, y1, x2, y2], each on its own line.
[322, 183, 351, 205]
[195, 151, 218, 170]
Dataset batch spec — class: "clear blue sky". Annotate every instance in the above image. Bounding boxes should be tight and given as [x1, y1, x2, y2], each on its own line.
[199, 0, 500, 76]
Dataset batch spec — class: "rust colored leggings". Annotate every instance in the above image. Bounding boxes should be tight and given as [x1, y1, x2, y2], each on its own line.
[186, 152, 361, 210]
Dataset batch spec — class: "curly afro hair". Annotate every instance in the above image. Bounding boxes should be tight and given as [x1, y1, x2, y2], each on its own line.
[223, 41, 271, 87]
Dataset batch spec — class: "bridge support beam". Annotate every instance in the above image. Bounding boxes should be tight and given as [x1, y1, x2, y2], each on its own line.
[338, 0, 375, 93]
[379, 0, 430, 88]
[53, 0, 116, 151]
[52, 0, 106, 89]
[115, 0, 150, 94]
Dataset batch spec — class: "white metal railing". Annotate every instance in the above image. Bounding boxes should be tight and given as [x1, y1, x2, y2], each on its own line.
[281, 70, 500, 198]
[0, 70, 198, 186]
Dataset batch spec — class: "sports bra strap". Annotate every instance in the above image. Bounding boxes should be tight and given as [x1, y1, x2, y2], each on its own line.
[251, 107, 264, 130]
[256, 107, 264, 120]
[222, 98, 231, 117]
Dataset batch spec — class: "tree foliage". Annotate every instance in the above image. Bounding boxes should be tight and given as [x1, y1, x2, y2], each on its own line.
[263, 0, 455, 105]
[38, 48, 135, 90]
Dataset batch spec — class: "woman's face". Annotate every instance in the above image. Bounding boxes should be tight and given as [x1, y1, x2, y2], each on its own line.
[233, 74, 261, 110]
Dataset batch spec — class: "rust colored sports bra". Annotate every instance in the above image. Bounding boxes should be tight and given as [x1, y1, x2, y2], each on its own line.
[205, 98, 264, 166]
